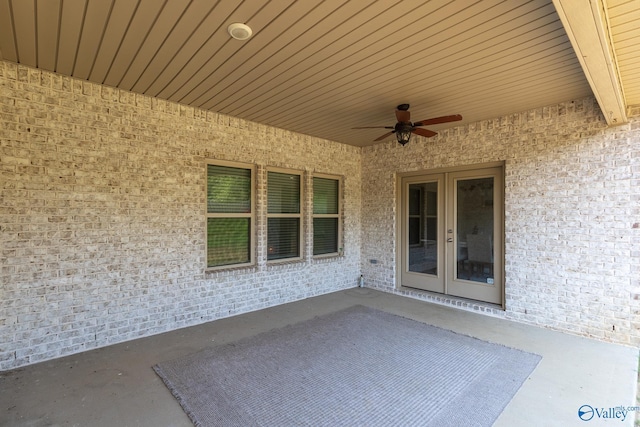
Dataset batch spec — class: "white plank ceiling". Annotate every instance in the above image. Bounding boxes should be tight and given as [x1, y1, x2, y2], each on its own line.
[0, 0, 637, 147]
[607, 0, 640, 107]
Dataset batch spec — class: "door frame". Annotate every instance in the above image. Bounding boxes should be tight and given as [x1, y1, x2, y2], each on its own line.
[395, 161, 505, 308]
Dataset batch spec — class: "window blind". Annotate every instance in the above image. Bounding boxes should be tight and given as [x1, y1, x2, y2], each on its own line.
[313, 176, 340, 256]
[207, 218, 251, 266]
[313, 218, 338, 255]
[267, 172, 300, 214]
[207, 165, 251, 213]
[267, 171, 301, 260]
[313, 177, 338, 214]
[207, 163, 253, 268]
[267, 218, 300, 260]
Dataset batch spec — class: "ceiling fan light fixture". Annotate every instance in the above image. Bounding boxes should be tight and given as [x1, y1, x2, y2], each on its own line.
[396, 128, 412, 146]
[394, 122, 412, 146]
[228, 23, 252, 40]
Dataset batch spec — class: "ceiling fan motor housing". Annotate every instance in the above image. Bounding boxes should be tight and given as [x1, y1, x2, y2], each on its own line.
[394, 122, 414, 132]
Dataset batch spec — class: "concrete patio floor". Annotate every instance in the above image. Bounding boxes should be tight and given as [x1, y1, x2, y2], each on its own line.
[1, 288, 638, 426]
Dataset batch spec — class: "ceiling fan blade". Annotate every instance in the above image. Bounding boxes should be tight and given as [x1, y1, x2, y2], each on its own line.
[412, 128, 437, 138]
[374, 131, 395, 141]
[395, 109, 410, 123]
[413, 114, 462, 127]
[352, 126, 394, 129]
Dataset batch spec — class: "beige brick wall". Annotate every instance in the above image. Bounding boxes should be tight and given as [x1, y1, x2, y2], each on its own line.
[1, 60, 638, 370]
[361, 98, 640, 347]
[0, 61, 362, 370]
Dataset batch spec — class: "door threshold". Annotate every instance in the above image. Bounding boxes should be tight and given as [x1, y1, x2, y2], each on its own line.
[398, 286, 505, 316]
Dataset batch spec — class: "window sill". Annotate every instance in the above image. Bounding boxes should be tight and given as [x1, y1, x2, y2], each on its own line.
[266, 257, 305, 267]
[205, 263, 257, 277]
[312, 252, 343, 262]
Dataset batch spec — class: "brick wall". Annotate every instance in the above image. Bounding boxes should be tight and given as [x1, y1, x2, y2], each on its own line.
[0, 61, 362, 370]
[1, 59, 638, 370]
[361, 98, 640, 347]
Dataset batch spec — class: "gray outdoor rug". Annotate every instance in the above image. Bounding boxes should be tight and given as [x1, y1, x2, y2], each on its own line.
[153, 305, 541, 427]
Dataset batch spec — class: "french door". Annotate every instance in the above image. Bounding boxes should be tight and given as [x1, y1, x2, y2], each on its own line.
[399, 165, 504, 305]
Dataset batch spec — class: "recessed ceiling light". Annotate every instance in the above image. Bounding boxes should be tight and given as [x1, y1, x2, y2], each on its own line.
[228, 23, 252, 41]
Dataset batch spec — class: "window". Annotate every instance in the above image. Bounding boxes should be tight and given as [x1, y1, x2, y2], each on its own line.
[267, 169, 302, 261]
[207, 164, 341, 268]
[206, 162, 254, 268]
[313, 175, 341, 256]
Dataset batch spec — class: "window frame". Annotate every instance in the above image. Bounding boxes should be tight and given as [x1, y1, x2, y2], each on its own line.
[266, 167, 304, 263]
[312, 173, 343, 258]
[205, 160, 256, 271]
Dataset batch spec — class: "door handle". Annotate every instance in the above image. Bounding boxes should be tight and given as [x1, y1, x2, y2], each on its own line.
[447, 238, 453, 243]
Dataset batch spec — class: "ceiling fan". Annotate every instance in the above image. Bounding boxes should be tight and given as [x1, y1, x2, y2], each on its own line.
[353, 104, 462, 146]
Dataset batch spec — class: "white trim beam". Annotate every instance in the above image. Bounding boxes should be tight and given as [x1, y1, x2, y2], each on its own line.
[553, 0, 627, 125]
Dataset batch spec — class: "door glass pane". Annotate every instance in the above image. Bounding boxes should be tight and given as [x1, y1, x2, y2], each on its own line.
[408, 182, 438, 275]
[456, 177, 494, 283]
